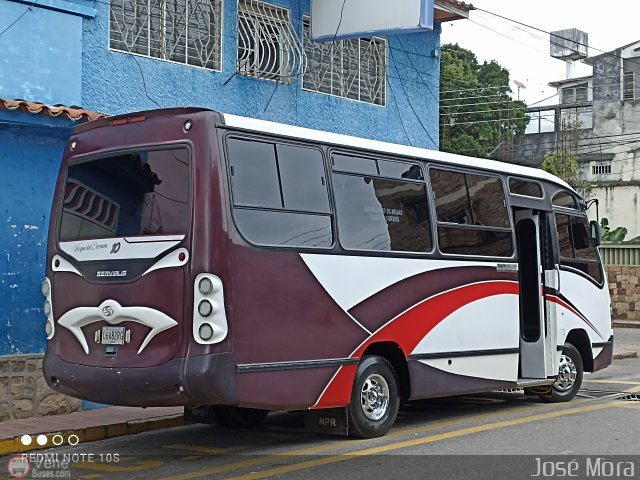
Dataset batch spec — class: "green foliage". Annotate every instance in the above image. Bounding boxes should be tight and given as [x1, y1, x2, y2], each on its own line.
[439, 44, 528, 157]
[541, 149, 578, 181]
[541, 149, 592, 199]
[600, 218, 640, 243]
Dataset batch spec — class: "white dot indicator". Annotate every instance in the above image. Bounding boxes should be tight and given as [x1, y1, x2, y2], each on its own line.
[20, 435, 32, 446]
[67, 434, 80, 446]
[36, 435, 47, 446]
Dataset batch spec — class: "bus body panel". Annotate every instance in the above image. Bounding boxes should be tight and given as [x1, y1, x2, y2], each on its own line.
[41, 107, 613, 414]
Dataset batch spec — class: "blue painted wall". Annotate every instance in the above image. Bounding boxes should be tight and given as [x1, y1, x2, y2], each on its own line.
[82, 0, 441, 149]
[0, 111, 74, 355]
[0, 0, 93, 106]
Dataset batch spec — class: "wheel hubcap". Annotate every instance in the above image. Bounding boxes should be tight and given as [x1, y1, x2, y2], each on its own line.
[554, 353, 578, 392]
[360, 373, 390, 421]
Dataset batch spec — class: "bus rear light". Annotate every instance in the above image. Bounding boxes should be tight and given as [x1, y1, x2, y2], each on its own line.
[199, 323, 214, 341]
[193, 274, 228, 345]
[179, 252, 186, 262]
[54, 259, 60, 268]
[198, 300, 213, 317]
[42, 278, 55, 340]
[111, 115, 146, 126]
[198, 277, 213, 295]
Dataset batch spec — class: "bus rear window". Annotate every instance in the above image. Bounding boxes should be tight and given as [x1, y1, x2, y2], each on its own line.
[59, 148, 190, 241]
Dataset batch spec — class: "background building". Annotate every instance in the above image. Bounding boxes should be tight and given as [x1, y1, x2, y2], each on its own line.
[497, 31, 640, 238]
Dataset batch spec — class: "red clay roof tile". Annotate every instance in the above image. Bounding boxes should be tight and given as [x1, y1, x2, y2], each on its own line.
[0, 98, 105, 122]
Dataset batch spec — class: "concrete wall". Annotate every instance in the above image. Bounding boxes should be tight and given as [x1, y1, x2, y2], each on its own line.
[81, 0, 442, 149]
[0, 0, 94, 105]
[0, 111, 74, 356]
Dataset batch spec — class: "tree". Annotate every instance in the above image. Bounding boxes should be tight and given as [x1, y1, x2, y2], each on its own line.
[440, 44, 527, 158]
[540, 149, 592, 199]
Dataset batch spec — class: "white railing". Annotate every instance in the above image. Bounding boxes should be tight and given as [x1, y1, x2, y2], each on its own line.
[599, 243, 640, 265]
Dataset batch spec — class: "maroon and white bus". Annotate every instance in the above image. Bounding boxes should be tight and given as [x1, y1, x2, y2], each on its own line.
[43, 107, 613, 438]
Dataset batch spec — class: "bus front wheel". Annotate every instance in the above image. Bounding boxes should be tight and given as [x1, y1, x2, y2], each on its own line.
[541, 343, 583, 403]
[348, 355, 399, 439]
[213, 406, 269, 427]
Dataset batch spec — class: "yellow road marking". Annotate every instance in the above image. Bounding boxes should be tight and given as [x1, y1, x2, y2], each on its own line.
[224, 403, 613, 480]
[164, 444, 244, 454]
[157, 405, 529, 480]
[181, 456, 202, 461]
[158, 401, 604, 480]
[74, 459, 163, 472]
[584, 379, 640, 386]
[624, 385, 640, 393]
[79, 475, 104, 479]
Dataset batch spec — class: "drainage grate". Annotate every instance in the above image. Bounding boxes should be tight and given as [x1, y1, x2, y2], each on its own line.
[578, 389, 627, 399]
[618, 394, 640, 401]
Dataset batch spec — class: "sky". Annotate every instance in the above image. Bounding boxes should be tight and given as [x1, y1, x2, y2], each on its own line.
[439, 0, 640, 106]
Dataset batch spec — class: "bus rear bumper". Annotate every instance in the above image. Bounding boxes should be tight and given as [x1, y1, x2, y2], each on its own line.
[42, 351, 238, 407]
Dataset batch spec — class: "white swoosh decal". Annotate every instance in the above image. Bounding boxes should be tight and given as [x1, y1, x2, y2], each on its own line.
[58, 299, 177, 354]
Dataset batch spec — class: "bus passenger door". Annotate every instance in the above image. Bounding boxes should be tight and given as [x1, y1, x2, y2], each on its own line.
[514, 210, 555, 379]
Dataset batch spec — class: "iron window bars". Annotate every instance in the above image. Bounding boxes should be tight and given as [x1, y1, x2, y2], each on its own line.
[302, 17, 387, 106]
[110, 0, 223, 71]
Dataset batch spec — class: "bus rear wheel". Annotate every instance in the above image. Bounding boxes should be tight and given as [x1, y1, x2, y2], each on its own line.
[348, 356, 399, 439]
[213, 406, 269, 427]
[540, 343, 583, 403]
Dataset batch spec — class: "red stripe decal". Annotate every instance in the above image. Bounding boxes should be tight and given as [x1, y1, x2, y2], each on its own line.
[313, 281, 519, 408]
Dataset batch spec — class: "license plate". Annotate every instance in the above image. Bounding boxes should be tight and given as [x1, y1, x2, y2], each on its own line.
[102, 326, 125, 345]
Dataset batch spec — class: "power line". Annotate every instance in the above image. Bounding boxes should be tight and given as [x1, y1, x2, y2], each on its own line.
[0, 0, 38, 39]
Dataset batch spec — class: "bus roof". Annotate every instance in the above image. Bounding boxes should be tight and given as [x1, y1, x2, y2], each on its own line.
[222, 113, 574, 193]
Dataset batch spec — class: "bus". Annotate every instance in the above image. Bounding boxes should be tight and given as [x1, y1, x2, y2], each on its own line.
[42, 107, 613, 438]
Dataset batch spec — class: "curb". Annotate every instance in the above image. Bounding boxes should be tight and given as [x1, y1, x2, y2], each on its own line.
[0, 415, 184, 456]
[613, 320, 640, 329]
[613, 351, 639, 360]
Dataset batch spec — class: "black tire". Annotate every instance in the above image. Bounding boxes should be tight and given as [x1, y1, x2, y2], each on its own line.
[213, 406, 269, 427]
[348, 356, 399, 439]
[540, 343, 583, 403]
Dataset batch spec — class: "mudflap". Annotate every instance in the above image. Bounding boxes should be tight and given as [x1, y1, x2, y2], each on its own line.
[184, 405, 217, 424]
[305, 407, 349, 436]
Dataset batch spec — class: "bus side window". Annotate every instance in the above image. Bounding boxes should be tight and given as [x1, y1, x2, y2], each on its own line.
[555, 213, 603, 284]
[430, 168, 513, 258]
[333, 174, 431, 253]
[227, 138, 333, 248]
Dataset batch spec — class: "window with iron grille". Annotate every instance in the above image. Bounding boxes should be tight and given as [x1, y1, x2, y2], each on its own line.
[592, 164, 612, 175]
[623, 70, 640, 100]
[302, 17, 387, 106]
[109, 0, 223, 71]
[237, 0, 302, 82]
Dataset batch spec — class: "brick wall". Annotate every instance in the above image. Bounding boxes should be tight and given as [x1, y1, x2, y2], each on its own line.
[607, 265, 640, 320]
[0, 354, 81, 421]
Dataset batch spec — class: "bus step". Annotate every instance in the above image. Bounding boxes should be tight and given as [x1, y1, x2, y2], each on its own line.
[516, 378, 555, 388]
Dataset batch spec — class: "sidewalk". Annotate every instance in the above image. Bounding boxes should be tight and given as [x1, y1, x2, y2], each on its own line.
[1, 326, 639, 456]
[0, 406, 183, 455]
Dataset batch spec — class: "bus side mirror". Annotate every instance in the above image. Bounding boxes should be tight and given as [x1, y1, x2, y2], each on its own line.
[590, 220, 602, 247]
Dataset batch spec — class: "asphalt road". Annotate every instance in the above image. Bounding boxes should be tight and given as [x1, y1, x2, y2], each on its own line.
[5, 357, 640, 480]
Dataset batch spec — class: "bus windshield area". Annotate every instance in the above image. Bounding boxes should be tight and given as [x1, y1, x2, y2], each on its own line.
[59, 147, 190, 242]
